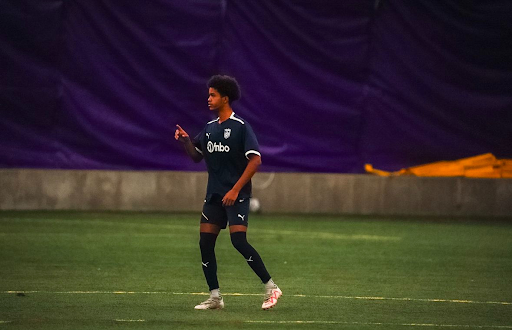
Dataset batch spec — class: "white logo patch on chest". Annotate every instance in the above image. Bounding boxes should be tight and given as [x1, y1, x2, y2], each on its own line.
[224, 128, 231, 139]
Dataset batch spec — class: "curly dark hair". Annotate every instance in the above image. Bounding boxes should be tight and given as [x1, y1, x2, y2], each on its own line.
[207, 75, 241, 103]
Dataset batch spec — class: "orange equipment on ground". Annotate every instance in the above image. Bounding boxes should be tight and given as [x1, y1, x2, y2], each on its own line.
[365, 153, 512, 178]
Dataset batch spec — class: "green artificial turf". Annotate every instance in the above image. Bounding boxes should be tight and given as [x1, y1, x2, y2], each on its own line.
[0, 211, 511, 329]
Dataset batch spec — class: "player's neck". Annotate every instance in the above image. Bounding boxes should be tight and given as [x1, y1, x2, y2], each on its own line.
[217, 105, 233, 123]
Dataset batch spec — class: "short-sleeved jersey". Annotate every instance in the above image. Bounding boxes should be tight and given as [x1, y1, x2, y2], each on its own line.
[193, 112, 260, 200]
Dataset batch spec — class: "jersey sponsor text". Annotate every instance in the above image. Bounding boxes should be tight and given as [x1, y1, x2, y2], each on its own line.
[207, 141, 230, 153]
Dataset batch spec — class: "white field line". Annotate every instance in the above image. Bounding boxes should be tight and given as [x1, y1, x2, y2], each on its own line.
[245, 320, 512, 329]
[114, 319, 145, 322]
[3, 291, 511, 306]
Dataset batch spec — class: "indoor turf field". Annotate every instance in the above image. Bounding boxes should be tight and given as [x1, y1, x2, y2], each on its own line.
[1, 211, 511, 329]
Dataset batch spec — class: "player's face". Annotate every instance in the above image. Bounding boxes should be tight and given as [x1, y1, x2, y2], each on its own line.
[208, 88, 228, 111]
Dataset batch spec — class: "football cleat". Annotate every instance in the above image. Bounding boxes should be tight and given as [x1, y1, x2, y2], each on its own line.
[262, 287, 282, 310]
[194, 296, 225, 310]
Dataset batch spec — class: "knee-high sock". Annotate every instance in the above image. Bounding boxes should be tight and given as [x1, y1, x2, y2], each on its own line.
[199, 232, 219, 291]
[230, 232, 271, 284]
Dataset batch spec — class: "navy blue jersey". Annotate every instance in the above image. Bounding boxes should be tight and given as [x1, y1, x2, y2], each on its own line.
[193, 113, 260, 199]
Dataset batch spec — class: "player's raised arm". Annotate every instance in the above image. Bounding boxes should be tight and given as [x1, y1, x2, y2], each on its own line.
[175, 124, 203, 163]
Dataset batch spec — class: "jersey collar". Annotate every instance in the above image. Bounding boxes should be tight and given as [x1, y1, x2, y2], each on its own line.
[217, 112, 236, 124]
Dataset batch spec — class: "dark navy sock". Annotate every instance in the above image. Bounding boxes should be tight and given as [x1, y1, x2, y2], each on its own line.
[230, 232, 271, 284]
[199, 232, 219, 291]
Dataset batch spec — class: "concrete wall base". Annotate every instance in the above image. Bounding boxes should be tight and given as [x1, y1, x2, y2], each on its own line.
[1, 169, 511, 217]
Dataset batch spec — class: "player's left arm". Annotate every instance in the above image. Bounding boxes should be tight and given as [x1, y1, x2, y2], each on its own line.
[222, 154, 261, 206]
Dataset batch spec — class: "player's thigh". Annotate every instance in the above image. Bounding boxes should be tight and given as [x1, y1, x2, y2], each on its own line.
[226, 198, 250, 229]
[200, 223, 221, 235]
[201, 198, 228, 230]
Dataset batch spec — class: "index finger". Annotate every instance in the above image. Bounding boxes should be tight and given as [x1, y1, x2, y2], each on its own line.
[176, 124, 184, 131]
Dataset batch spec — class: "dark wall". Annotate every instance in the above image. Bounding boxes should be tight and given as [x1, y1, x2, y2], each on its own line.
[1, 1, 511, 173]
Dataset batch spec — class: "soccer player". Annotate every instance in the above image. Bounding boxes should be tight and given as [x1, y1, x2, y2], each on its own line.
[175, 75, 282, 310]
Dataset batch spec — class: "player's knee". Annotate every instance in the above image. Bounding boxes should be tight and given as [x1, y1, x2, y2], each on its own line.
[199, 232, 217, 251]
[230, 231, 249, 252]
[199, 238, 207, 250]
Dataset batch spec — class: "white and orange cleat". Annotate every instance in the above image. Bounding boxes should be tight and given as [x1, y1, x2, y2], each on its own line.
[262, 287, 282, 310]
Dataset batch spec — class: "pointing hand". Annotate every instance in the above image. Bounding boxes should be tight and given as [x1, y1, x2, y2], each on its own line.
[175, 124, 190, 142]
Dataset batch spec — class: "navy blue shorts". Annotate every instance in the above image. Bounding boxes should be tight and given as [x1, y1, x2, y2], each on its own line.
[200, 194, 250, 229]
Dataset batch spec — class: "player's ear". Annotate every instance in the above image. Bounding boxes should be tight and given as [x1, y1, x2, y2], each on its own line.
[222, 96, 229, 104]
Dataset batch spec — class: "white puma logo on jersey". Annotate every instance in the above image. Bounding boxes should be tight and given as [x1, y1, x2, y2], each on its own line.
[202, 262, 209, 268]
[238, 214, 246, 221]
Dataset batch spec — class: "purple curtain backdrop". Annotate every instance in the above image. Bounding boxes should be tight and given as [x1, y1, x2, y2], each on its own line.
[1, 0, 511, 173]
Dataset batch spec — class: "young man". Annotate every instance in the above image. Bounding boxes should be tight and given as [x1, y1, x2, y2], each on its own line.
[175, 75, 282, 310]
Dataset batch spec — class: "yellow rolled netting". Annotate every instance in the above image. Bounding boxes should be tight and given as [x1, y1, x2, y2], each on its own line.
[365, 153, 512, 178]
